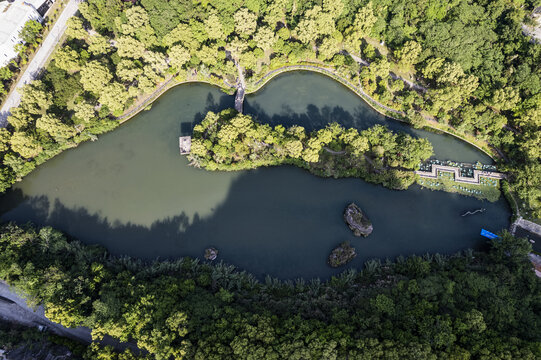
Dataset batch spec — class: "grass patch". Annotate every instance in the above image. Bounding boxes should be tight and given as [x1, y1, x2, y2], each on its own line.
[417, 171, 501, 202]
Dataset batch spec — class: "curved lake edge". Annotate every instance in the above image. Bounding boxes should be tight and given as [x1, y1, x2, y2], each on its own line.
[117, 65, 497, 161]
[0, 79, 511, 280]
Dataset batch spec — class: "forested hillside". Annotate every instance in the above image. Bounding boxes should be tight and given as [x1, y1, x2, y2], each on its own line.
[0, 223, 539, 359]
[0, 0, 539, 217]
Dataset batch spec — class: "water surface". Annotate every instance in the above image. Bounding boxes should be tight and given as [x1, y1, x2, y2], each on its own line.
[0, 72, 509, 279]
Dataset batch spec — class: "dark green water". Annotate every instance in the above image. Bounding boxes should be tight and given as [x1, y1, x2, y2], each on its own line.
[0, 72, 509, 279]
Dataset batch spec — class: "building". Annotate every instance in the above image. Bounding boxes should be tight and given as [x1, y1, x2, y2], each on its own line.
[0, 0, 52, 67]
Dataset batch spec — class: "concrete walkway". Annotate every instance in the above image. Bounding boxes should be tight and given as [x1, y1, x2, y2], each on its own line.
[0, 0, 80, 127]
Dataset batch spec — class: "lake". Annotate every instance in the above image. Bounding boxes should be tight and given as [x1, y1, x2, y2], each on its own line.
[0, 72, 510, 279]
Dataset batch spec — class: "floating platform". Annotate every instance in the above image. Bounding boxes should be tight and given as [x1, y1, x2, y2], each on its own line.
[179, 136, 191, 155]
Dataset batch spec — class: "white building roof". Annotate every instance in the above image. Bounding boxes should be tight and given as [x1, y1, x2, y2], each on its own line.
[0, 0, 43, 67]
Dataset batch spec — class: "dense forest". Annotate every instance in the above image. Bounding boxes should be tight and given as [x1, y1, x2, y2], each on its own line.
[0, 223, 539, 359]
[189, 109, 433, 189]
[0, 0, 539, 217]
[0, 318, 142, 359]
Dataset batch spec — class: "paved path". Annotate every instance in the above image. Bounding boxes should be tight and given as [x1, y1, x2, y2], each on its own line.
[345, 51, 427, 92]
[512, 217, 541, 237]
[0, 0, 80, 127]
[0, 281, 92, 343]
[0, 281, 135, 350]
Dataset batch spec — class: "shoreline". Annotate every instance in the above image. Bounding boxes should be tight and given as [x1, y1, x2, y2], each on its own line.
[116, 65, 496, 161]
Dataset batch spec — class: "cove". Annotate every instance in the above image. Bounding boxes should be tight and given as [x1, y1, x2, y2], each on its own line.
[0, 72, 509, 280]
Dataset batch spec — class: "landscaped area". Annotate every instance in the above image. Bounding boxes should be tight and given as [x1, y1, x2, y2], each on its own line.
[0, 0, 540, 358]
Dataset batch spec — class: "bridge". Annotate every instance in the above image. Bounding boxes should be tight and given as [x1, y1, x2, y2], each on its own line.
[235, 87, 245, 113]
[234, 60, 246, 113]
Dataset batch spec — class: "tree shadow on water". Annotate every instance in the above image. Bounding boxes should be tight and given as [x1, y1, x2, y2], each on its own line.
[180, 91, 234, 136]
[0, 168, 354, 280]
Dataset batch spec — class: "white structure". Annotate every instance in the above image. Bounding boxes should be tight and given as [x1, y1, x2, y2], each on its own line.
[0, 0, 46, 67]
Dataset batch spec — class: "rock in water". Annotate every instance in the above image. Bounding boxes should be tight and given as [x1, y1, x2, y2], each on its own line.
[344, 203, 373, 237]
[328, 241, 357, 267]
[204, 247, 218, 260]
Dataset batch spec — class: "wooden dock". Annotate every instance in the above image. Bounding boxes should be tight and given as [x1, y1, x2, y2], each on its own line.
[179, 136, 191, 155]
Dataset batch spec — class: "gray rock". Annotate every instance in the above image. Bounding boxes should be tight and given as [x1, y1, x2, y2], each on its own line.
[204, 247, 218, 261]
[344, 203, 373, 237]
[328, 241, 357, 267]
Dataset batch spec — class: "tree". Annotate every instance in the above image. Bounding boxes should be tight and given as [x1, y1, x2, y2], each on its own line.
[162, 23, 198, 50]
[80, 61, 112, 94]
[234, 8, 258, 37]
[98, 82, 130, 114]
[253, 26, 276, 51]
[10, 131, 42, 158]
[295, 6, 336, 44]
[78, 0, 125, 33]
[116, 60, 143, 82]
[0, 67, 13, 81]
[88, 35, 111, 55]
[205, 13, 226, 41]
[20, 80, 51, 115]
[6, 108, 32, 130]
[118, 6, 156, 45]
[142, 51, 167, 75]
[396, 41, 422, 69]
[116, 36, 146, 59]
[318, 37, 340, 60]
[0, 128, 11, 152]
[491, 88, 520, 111]
[73, 101, 96, 123]
[168, 45, 190, 71]
[19, 20, 43, 46]
[36, 114, 76, 141]
[354, 2, 377, 36]
[65, 17, 87, 40]
[53, 47, 81, 72]
[344, 1, 377, 50]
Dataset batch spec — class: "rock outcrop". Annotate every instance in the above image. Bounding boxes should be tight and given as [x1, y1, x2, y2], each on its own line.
[328, 242, 357, 267]
[344, 203, 373, 237]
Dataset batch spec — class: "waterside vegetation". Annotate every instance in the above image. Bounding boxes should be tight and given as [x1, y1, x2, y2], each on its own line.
[189, 109, 433, 190]
[0, 223, 539, 359]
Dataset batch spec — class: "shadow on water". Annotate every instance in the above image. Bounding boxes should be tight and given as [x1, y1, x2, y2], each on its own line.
[180, 90, 234, 136]
[245, 101, 417, 136]
[0, 165, 510, 280]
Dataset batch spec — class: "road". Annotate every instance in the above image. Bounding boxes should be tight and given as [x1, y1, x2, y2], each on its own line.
[0, 0, 80, 127]
[0, 281, 92, 343]
[0, 281, 136, 350]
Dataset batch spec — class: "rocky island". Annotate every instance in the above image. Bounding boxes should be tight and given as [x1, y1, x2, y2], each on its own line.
[344, 203, 373, 237]
[328, 242, 357, 267]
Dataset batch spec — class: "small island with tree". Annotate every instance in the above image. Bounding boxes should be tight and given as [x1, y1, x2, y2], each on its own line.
[188, 109, 434, 190]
